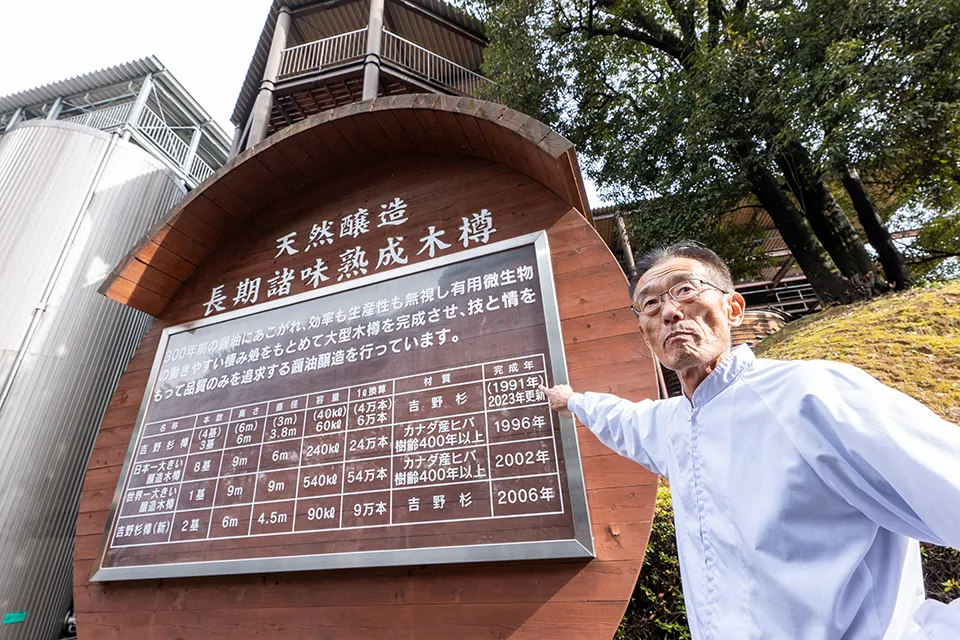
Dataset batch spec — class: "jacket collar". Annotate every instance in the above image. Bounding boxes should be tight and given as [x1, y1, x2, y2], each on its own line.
[689, 344, 755, 407]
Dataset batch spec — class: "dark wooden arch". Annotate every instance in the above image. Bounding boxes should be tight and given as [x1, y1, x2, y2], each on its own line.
[100, 94, 591, 317]
[77, 95, 660, 639]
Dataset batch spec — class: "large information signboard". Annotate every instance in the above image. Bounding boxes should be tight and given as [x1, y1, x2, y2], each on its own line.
[92, 232, 592, 581]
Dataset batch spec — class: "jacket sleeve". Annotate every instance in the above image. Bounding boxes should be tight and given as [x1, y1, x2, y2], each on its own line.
[567, 391, 668, 478]
[785, 361, 960, 548]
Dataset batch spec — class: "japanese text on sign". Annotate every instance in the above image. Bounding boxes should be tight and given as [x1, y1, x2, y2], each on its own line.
[203, 197, 497, 317]
[96, 237, 591, 579]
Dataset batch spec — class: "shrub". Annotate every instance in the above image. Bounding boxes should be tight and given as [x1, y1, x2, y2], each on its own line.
[617, 483, 690, 639]
[922, 544, 960, 602]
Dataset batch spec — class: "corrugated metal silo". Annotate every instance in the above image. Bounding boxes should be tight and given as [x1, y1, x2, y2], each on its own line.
[0, 120, 187, 639]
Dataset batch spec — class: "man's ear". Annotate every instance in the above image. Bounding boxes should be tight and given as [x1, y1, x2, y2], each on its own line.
[728, 291, 746, 328]
[638, 321, 654, 352]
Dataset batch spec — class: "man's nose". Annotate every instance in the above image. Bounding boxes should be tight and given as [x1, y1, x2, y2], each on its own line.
[660, 297, 684, 323]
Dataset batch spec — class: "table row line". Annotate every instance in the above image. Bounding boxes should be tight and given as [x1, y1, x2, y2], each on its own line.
[133, 405, 555, 466]
[142, 374, 549, 441]
[153, 354, 548, 428]
[125, 438, 561, 511]
[112, 474, 564, 548]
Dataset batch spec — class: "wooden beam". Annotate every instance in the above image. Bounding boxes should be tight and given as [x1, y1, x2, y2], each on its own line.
[391, 0, 487, 46]
[290, 0, 362, 19]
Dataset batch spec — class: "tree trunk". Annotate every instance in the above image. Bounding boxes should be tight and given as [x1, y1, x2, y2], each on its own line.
[840, 165, 915, 290]
[747, 164, 852, 304]
[776, 140, 883, 295]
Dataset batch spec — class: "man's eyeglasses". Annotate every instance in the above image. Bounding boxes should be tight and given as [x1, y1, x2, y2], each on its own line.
[631, 279, 730, 318]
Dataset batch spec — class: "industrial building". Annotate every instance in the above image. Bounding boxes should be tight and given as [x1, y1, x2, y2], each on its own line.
[0, 57, 228, 639]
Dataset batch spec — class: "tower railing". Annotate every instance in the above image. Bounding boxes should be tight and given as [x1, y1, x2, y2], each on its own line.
[62, 103, 132, 130]
[278, 28, 368, 79]
[381, 29, 492, 98]
[191, 154, 215, 183]
[135, 105, 191, 167]
[276, 28, 493, 98]
[59, 102, 213, 187]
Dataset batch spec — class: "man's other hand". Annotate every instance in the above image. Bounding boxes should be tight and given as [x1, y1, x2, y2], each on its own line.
[539, 384, 574, 411]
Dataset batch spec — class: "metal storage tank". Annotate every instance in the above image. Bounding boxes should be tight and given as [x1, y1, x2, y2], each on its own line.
[0, 60, 228, 640]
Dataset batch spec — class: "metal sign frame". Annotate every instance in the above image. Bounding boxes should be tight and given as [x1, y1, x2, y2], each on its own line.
[91, 231, 594, 581]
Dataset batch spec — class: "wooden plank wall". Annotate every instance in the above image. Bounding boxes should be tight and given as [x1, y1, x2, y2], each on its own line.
[75, 150, 659, 639]
[101, 96, 592, 316]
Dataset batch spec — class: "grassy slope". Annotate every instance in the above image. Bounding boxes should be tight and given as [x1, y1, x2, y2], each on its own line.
[754, 281, 960, 422]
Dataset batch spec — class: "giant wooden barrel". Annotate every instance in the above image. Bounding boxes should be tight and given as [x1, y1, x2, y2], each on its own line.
[74, 95, 659, 639]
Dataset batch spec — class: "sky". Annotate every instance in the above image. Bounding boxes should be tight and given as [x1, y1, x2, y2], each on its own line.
[0, 0, 271, 134]
[0, 0, 607, 205]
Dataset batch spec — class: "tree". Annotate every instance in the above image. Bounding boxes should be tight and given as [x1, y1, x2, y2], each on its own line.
[754, 0, 960, 287]
[471, 0, 960, 300]
[611, 196, 774, 283]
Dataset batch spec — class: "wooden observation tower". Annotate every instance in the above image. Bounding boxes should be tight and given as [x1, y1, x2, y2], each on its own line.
[232, 0, 489, 152]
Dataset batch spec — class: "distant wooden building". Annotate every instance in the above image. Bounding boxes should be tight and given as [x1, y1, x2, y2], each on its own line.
[592, 202, 821, 317]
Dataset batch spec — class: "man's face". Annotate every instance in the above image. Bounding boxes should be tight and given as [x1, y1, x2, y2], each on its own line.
[633, 257, 745, 372]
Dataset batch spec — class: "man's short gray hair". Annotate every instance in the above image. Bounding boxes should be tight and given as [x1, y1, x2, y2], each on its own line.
[630, 241, 735, 298]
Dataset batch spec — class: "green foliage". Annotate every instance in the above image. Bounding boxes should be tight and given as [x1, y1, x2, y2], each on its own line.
[473, 0, 960, 286]
[759, 0, 960, 281]
[769, 0, 960, 211]
[922, 544, 960, 603]
[617, 483, 691, 640]
[889, 207, 960, 282]
[472, 0, 566, 124]
[622, 198, 775, 282]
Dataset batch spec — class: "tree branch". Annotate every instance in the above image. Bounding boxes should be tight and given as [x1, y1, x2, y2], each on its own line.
[578, 1, 694, 62]
[906, 251, 960, 265]
[663, 0, 697, 46]
[707, 0, 726, 47]
[559, 15, 692, 63]
[602, 78, 645, 119]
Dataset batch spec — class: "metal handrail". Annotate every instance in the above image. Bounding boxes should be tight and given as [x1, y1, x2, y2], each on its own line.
[190, 154, 215, 184]
[381, 29, 492, 97]
[57, 102, 215, 187]
[62, 103, 132, 130]
[279, 28, 368, 79]
[136, 105, 190, 167]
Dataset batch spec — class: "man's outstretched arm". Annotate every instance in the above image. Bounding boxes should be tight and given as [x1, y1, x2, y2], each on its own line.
[540, 384, 668, 478]
[778, 362, 960, 548]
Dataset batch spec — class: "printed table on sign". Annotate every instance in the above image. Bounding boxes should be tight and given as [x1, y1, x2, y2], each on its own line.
[93, 232, 592, 580]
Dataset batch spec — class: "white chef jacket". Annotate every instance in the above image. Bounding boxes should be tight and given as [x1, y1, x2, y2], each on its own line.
[567, 345, 960, 639]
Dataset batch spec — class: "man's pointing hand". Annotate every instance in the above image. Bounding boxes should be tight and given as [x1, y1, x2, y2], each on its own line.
[539, 384, 574, 412]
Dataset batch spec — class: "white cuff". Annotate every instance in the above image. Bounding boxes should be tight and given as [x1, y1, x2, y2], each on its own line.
[566, 392, 584, 413]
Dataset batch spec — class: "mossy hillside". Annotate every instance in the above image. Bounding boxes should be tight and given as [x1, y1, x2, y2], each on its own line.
[754, 281, 960, 422]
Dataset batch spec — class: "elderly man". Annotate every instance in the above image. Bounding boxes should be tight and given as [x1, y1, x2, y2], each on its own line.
[540, 242, 960, 639]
